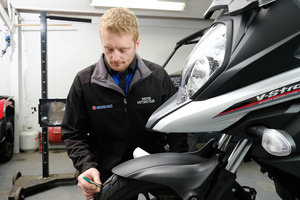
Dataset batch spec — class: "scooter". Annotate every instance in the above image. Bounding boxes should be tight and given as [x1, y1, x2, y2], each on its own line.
[96, 0, 300, 199]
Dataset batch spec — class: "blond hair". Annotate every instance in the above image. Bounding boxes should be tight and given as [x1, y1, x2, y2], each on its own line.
[99, 7, 139, 42]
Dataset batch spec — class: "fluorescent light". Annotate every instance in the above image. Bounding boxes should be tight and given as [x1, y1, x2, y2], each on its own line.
[90, 0, 186, 11]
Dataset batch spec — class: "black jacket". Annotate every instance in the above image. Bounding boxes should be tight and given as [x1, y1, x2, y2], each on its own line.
[61, 53, 188, 182]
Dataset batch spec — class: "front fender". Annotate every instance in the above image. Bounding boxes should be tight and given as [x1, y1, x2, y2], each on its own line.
[112, 152, 220, 200]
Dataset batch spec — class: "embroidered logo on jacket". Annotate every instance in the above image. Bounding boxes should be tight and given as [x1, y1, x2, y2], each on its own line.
[137, 97, 155, 104]
[92, 104, 113, 110]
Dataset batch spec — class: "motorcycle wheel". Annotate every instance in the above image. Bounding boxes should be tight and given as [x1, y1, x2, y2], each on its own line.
[0, 121, 14, 163]
[95, 174, 182, 200]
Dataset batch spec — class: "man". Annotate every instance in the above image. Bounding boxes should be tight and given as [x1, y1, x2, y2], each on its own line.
[61, 7, 188, 199]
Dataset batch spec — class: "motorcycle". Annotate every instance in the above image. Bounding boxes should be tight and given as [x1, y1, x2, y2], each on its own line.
[96, 0, 300, 199]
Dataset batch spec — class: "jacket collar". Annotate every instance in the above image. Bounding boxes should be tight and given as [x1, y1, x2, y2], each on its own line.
[91, 53, 152, 93]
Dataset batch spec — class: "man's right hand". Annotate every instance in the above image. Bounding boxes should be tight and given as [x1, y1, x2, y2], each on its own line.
[78, 168, 102, 199]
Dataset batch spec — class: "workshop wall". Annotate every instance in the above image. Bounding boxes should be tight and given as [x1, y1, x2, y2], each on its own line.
[0, 44, 11, 94]
[1, 13, 213, 152]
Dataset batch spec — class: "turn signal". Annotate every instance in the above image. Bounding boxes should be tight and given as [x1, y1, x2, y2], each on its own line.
[247, 126, 296, 156]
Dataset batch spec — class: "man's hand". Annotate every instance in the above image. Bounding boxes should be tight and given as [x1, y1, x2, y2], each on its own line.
[78, 168, 102, 199]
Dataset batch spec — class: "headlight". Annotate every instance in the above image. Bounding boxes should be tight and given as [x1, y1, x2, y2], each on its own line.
[177, 24, 227, 104]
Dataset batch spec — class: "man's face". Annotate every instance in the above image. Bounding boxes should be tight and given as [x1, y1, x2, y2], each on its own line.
[101, 29, 140, 73]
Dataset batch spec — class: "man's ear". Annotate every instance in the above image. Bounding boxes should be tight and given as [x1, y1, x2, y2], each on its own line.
[135, 38, 141, 51]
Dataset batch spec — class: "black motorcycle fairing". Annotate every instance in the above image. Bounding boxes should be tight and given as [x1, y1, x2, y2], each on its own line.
[195, 0, 300, 102]
[204, 0, 262, 19]
[112, 152, 220, 200]
[192, 9, 259, 101]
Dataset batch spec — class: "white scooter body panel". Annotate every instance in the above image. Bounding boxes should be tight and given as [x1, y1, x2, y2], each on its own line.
[152, 67, 300, 133]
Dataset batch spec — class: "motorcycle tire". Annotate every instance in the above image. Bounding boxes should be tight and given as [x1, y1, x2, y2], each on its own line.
[95, 174, 182, 200]
[0, 121, 14, 163]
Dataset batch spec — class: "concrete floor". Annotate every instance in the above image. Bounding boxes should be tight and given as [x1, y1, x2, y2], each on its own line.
[0, 149, 282, 200]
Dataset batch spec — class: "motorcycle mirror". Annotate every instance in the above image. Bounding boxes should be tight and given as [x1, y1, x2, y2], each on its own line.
[38, 98, 66, 127]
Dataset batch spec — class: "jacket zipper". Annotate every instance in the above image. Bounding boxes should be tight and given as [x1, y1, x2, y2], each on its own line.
[123, 96, 130, 143]
[124, 97, 127, 113]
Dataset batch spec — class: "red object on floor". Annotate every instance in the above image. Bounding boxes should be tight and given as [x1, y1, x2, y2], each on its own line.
[48, 127, 62, 143]
[39, 127, 62, 152]
[0, 99, 12, 119]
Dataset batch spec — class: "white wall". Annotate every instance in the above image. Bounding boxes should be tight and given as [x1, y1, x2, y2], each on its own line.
[0, 12, 213, 152]
[0, 35, 11, 94]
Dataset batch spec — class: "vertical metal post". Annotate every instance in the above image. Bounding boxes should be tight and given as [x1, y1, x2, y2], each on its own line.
[8, 12, 77, 200]
[40, 11, 49, 178]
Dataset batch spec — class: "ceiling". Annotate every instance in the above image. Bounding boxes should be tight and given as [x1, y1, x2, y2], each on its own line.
[1, 0, 214, 19]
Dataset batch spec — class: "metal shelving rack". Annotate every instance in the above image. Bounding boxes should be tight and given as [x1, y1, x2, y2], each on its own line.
[8, 11, 76, 200]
